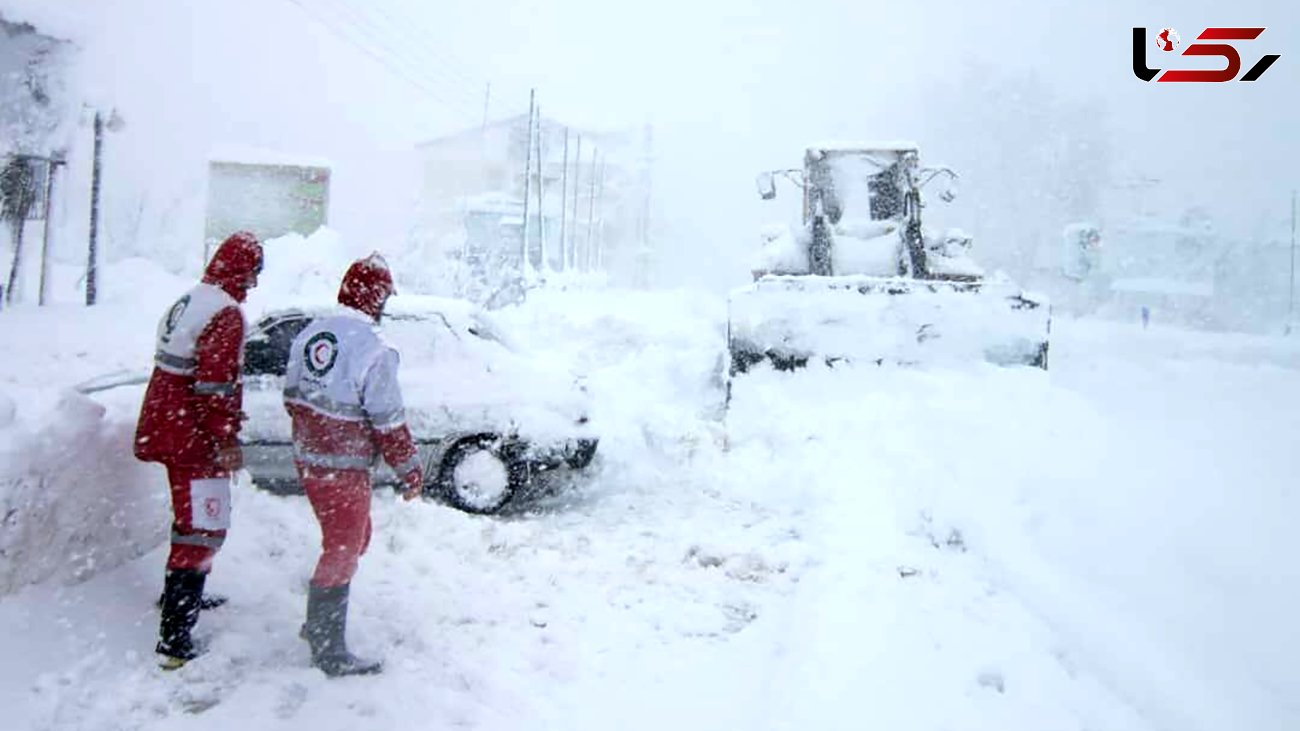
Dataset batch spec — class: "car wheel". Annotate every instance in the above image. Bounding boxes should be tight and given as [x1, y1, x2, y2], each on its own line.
[564, 438, 599, 470]
[435, 435, 524, 514]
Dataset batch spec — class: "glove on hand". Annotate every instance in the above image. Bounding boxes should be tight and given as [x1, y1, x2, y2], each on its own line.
[400, 467, 424, 502]
[215, 444, 243, 471]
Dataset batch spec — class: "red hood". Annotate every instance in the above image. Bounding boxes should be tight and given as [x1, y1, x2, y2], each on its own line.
[203, 231, 263, 302]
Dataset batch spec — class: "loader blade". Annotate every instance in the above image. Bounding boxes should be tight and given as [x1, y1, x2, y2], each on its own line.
[726, 275, 1050, 378]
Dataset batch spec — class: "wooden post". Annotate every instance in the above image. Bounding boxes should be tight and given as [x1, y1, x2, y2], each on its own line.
[86, 111, 104, 305]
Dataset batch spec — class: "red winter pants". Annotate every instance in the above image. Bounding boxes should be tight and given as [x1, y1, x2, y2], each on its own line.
[300, 466, 373, 588]
[165, 464, 231, 573]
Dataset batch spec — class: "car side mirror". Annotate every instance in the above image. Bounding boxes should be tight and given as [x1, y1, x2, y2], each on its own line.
[921, 167, 958, 204]
[756, 172, 777, 200]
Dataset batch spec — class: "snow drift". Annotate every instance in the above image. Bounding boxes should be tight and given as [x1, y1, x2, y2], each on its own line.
[0, 391, 165, 595]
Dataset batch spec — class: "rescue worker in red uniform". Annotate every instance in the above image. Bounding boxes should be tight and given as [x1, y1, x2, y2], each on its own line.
[133, 231, 263, 668]
[283, 253, 423, 677]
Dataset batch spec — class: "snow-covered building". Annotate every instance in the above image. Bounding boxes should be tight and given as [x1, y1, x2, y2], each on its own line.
[1106, 276, 1215, 326]
[202, 147, 332, 263]
[412, 114, 653, 302]
[1035, 210, 1234, 327]
[1093, 215, 1221, 327]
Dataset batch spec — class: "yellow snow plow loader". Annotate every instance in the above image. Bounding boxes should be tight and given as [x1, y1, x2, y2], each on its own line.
[727, 144, 1050, 384]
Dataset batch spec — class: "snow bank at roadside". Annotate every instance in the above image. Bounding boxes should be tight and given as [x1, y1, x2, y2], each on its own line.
[0, 257, 189, 597]
[0, 391, 166, 596]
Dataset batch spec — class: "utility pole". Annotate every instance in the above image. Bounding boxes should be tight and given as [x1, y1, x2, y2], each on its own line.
[571, 135, 582, 271]
[585, 150, 599, 272]
[536, 106, 546, 273]
[1289, 189, 1296, 334]
[86, 111, 104, 306]
[641, 126, 652, 250]
[38, 157, 63, 306]
[520, 90, 534, 278]
[559, 128, 569, 271]
[594, 155, 607, 271]
[639, 123, 653, 287]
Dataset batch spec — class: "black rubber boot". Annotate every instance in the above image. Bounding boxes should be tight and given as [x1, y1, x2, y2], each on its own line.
[304, 583, 383, 678]
[156, 592, 227, 611]
[156, 569, 206, 669]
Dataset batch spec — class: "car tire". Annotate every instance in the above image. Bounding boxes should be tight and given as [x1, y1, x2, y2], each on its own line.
[564, 438, 599, 470]
[434, 435, 526, 514]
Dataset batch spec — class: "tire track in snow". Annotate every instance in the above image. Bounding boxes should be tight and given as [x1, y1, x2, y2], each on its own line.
[724, 363, 1153, 730]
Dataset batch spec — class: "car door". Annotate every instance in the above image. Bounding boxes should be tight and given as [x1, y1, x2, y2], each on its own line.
[240, 312, 314, 488]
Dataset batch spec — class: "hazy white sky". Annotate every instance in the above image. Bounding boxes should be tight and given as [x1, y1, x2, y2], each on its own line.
[424, 0, 1298, 280]
[7, 0, 1297, 285]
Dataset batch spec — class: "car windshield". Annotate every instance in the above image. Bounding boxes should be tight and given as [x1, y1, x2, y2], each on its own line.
[245, 312, 313, 376]
[243, 307, 517, 379]
[387, 309, 515, 351]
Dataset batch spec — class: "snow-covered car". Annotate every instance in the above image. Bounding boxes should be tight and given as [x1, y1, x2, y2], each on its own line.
[77, 295, 599, 515]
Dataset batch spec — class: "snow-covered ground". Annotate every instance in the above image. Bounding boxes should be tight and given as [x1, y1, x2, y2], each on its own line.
[2, 273, 1299, 730]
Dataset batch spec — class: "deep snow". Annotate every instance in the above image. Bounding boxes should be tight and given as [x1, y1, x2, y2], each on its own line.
[1, 272, 1299, 730]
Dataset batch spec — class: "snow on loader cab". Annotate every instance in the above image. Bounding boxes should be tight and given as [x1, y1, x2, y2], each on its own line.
[726, 143, 1050, 390]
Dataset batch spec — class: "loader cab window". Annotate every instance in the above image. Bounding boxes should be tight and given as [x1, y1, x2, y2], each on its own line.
[244, 313, 313, 376]
[823, 153, 905, 223]
[867, 165, 903, 221]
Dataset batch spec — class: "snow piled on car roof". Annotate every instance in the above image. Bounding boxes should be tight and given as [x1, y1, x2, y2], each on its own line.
[241, 227, 471, 321]
[243, 227, 369, 317]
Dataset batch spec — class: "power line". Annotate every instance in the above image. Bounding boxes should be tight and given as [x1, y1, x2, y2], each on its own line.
[355, 0, 531, 103]
[338, 0, 494, 100]
[302, 0, 484, 116]
[330, 0, 537, 123]
[282, 0, 483, 123]
[315, 0, 487, 110]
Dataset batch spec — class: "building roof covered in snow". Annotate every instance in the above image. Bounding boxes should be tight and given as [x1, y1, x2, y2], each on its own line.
[208, 145, 333, 170]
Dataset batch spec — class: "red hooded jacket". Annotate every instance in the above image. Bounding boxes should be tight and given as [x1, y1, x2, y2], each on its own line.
[134, 233, 262, 468]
